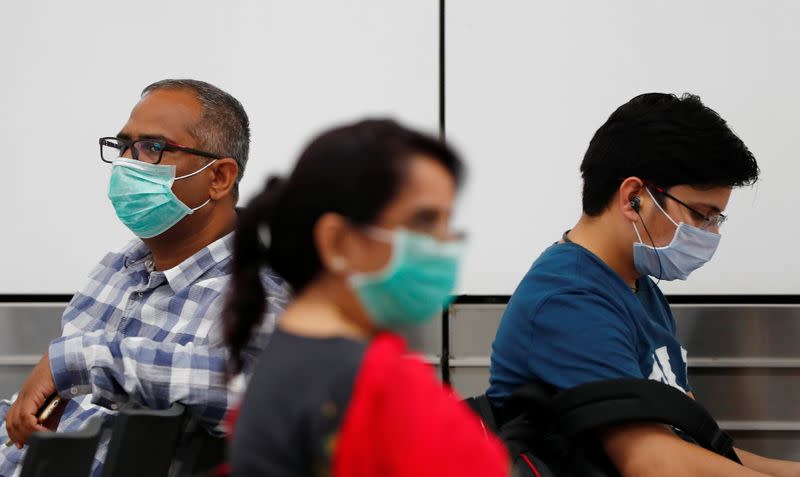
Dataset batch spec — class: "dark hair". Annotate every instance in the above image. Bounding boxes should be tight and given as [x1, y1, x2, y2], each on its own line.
[224, 118, 463, 373]
[142, 79, 250, 202]
[580, 93, 760, 216]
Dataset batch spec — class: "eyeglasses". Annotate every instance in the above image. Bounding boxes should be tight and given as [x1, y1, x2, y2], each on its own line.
[99, 137, 222, 164]
[651, 186, 728, 230]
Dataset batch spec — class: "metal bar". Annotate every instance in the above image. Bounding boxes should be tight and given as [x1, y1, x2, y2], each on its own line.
[689, 358, 800, 368]
[449, 357, 490, 367]
[0, 355, 40, 366]
[671, 304, 800, 309]
[421, 355, 439, 366]
[719, 421, 800, 432]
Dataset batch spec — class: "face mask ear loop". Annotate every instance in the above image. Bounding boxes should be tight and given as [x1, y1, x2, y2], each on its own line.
[188, 198, 211, 213]
[347, 226, 401, 286]
[632, 222, 645, 244]
[646, 187, 679, 227]
[174, 159, 217, 181]
[634, 203, 663, 290]
[363, 226, 395, 244]
[174, 160, 218, 212]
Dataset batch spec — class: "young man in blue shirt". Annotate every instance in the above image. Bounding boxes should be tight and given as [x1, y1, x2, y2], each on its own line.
[488, 93, 799, 476]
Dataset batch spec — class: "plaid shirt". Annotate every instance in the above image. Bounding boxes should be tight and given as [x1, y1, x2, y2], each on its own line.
[0, 233, 287, 476]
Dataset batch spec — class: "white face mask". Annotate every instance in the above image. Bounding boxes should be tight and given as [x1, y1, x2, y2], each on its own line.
[632, 188, 721, 281]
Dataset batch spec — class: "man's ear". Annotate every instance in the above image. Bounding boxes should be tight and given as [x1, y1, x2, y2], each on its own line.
[619, 176, 645, 222]
[208, 158, 239, 201]
[314, 213, 352, 275]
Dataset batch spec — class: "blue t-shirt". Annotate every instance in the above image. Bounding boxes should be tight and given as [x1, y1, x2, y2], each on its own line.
[487, 241, 690, 407]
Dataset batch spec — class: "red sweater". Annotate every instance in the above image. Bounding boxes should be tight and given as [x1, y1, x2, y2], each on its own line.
[332, 333, 509, 477]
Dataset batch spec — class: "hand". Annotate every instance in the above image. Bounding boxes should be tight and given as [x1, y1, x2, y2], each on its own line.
[735, 447, 800, 477]
[5, 353, 57, 448]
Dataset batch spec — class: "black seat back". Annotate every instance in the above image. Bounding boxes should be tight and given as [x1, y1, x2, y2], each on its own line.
[20, 416, 104, 477]
[170, 414, 227, 477]
[101, 403, 186, 477]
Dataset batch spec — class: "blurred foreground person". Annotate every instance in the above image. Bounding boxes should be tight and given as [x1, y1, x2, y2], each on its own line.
[226, 119, 508, 477]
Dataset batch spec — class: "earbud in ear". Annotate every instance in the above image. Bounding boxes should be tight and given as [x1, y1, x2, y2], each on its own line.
[630, 196, 641, 212]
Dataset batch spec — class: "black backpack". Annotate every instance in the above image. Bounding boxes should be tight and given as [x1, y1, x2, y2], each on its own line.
[465, 378, 740, 476]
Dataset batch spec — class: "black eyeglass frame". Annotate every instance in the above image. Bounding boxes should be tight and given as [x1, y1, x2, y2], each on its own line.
[650, 185, 728, 230]
[99, 136, 223, 164]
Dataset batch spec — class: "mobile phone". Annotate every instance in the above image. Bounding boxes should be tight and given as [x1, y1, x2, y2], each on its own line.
[4, 395, 62, 447]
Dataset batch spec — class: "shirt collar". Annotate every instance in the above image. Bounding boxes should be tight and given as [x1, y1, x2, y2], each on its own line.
[122, 239, 152, 269]
[122, 233, 234, 293]
[162, 232, 235, 293]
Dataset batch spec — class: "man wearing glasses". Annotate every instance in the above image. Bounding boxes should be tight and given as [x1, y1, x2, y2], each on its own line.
[0, 79, 286, 474]
[488, 93, 800, 476]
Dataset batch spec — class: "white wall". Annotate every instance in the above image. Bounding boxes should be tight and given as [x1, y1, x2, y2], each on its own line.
[4, 1, 798, 296]
[1, 0, 439, 294]
[447, 0, 800, 295]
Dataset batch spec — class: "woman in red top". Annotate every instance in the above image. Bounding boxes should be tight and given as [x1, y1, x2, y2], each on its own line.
[224, 119, 508, 477]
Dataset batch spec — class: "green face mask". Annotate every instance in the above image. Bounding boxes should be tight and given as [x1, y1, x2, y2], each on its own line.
[107, 158, 214, 238]
[349, 228, 463, 327]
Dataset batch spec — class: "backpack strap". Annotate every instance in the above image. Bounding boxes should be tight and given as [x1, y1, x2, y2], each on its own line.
[469, 379, 741, 471]
[501, 379, 558, 426]
[463, 394, 499, 434]
[550, 379, 740, 464]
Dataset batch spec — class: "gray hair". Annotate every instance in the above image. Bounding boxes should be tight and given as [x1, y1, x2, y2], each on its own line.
[142, 79, 250, 202]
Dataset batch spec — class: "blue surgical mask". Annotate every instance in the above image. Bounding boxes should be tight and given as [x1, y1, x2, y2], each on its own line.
[349, 228, 463, 326]
[633, 188, 721, 281]
[108, 158, 215, 238]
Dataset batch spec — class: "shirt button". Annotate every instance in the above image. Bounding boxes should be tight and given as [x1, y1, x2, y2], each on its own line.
[137, 292, 143, 298]
[70, 386, 79, 396]
[110, 403, 119, 411]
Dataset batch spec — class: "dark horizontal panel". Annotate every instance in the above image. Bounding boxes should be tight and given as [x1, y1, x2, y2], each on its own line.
[452, 295, 511, 305]
[0, 294, 73, 303]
